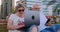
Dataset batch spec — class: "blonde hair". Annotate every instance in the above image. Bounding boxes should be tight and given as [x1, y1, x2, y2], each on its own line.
[15, 3, 25, 12]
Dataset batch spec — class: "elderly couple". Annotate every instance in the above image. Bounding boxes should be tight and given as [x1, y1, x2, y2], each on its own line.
[7, 3, 47, 32]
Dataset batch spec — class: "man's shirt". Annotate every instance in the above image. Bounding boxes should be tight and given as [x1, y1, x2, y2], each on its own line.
[38, 11, 47, 32]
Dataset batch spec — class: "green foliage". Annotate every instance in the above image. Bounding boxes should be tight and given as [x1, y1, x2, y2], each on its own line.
[53, 4, 60, 12]
[12, 9, 16, 14]
[53, 4, 60, 16]
[56, 21, 60, 24]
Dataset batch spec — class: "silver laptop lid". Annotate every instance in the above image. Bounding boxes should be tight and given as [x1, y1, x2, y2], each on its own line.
[24, 10, 40, 26]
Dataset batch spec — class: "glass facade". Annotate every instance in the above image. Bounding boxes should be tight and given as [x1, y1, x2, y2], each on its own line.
[26, 0, 53, 16]
[26, 0, 41, 7]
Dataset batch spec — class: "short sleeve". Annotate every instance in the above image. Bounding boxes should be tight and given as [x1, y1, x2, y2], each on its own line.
[9, 14, 14, 21]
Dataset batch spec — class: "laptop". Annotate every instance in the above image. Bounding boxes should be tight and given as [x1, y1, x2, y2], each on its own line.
[24, 10, 40, 27]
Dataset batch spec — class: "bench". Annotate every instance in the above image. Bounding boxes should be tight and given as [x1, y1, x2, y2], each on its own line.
[0, 19, 8, 32]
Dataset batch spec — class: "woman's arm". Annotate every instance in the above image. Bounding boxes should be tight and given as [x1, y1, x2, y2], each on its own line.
[7, 19, 25, 30]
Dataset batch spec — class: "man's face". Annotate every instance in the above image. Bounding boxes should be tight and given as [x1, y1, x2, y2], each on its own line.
[32, 4, 40, 11]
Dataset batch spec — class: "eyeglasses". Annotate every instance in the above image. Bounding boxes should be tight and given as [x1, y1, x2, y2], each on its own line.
[18, 10, 24, 12]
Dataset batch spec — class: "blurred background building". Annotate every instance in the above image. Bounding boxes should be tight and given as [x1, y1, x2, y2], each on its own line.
[0, 0, 26, 19]
[1, 0, 14, 19]
[0, 0, 60, 20]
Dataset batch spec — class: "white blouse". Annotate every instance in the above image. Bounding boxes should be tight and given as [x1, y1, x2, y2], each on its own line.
[8, 14, 24, 32]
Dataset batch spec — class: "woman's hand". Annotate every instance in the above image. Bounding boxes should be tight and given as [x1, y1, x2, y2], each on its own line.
[18, 23, 25, 28]
[7, 19, 25, 30]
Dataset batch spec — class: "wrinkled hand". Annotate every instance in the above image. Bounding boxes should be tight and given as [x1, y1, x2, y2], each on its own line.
[18, 23, 25, 27]
[17, 23, 25, 30]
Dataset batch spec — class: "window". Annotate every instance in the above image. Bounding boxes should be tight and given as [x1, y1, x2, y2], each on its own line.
[26, 0, 41, 7]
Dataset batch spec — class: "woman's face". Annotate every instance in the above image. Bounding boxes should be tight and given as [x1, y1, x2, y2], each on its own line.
[17, 7, 24, 14]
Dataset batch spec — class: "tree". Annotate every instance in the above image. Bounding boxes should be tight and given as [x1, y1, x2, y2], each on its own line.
[53, 4, 60, 15]
[47, 0, 60, 16]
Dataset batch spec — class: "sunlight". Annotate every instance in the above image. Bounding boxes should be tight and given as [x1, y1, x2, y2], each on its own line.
[0, 0, 1, 5]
